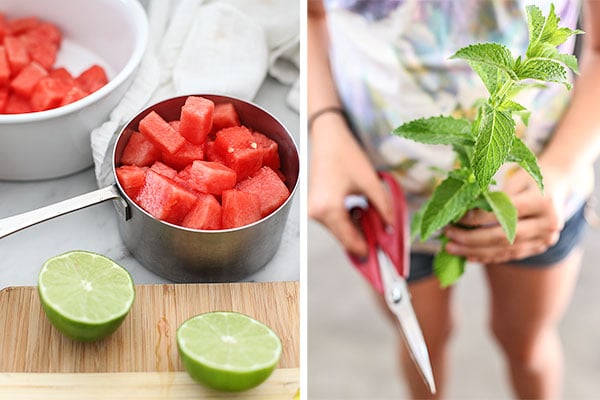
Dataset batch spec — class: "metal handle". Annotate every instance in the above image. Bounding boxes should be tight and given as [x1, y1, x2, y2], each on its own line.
[0, 185, 127, 239]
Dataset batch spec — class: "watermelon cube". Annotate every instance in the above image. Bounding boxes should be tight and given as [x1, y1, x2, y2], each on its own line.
[136, 170, 198, 225]
[8, 16, 39, 35]
[203, 139, 225, 164]
[161, 140, 204, 171]
[29, 75, 71, 111]
[19, 32, 58, 70]
[0, 14, 8, 42]
[168, 120, 181, 132]
[139, 111, 186, 155]
[0, 46, 10, 84]
[4, 35, 30, 75]
[221, 189, 262, 229]
[60, 85, 87, 106]
[0, 87, 9, 111]
[177, 160, 237, 195]
[76, 64, 108, 94]
[236, 166, 290, 217]
[120, 131, 162, 167]
[179, 96, 214, 145]
[10, 61, 47, 97]
[150, 161, 177, 179]
[4, 92, 31, 113]
[212, 102, 240, 132]
[116, 164, 147, 200]
[26, 21, 62, 45]
[253, 131, 280, 170]
[181, 193, 222, 230]
[214, 126, 263, 180]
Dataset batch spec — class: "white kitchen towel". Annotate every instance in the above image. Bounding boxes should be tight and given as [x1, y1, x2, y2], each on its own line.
[91, 0, 299, 187]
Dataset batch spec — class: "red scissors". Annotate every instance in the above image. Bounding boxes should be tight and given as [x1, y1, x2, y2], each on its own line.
[347, 171, 436, 394]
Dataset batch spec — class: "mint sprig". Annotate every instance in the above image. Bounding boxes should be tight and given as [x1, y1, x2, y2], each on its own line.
[393, 4, 581, 287]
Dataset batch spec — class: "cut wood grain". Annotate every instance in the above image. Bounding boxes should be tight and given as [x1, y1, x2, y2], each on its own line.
[0, 368, 299, 399]
[0, 282, 299, 373]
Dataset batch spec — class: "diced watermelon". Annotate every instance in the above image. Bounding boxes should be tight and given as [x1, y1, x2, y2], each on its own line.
[221, 189, 262, 229]
[0, 87, 9, 111]
[181, 193, 222, 230]
[136, 170, 198, 225]
[236, 166, 290, 217]
[10, 61, 47, 97]
[116, 164, 147, 200]
[49, 67, 73, 83]
[19, 32, 57, 70]
[203, 139, 225, 164]
[8, 17, 39, 35]
[212, 102, 240, 133]
[168, 120, 181, 132]
[214, 126, 263, 180]
[0, 14, 8, 42]
[60, 85, 87, 106]
[75, 64, 108, 94]
[161, 140, 204, 171]
[139, 110, 186, 154]
[0, 46, 9, 84]
[25, 21, 62, 45]
[4, 92, 31, 113]
[149, 161, 177, 179]
[179, 96, 214, 145]
[4, 35, 30, 75]
[120, 131, 162, 167]
[29, 76, 70, 111]
[252, 131, 280, 170]
[177, 160, 236, 195]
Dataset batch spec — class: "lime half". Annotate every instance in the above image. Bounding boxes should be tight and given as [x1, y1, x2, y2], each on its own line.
[177, 311, 282, 392]
[38, 250, 135, 342]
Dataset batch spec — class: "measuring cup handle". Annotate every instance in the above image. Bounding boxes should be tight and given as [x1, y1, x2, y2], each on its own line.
[0, 185, 125, 239]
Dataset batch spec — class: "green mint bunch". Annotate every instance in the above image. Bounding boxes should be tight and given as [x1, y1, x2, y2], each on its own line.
[393, 4, 582, 287]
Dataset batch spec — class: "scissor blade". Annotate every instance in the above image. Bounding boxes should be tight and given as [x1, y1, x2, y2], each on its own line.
[377, 250, 436, 395]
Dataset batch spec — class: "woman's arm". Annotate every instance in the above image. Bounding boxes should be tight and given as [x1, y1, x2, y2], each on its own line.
[308, 0, 393, 256]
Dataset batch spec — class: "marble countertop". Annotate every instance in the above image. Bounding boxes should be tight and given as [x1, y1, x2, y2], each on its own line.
[0, 78, 300, 289]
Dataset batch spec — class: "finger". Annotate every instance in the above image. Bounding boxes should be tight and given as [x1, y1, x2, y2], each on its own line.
[445, 217, 560, 248]
[320, 209, 369, 257]
[445, 238, 552, 265]
[457, 208, 498, 227]
[362, 176, 395, 227]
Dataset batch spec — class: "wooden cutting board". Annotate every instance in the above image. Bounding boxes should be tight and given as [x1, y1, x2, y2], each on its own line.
[0, 282, 299, 397]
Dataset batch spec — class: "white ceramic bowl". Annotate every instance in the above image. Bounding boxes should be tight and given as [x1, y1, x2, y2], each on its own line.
[0, 0, 148, 180]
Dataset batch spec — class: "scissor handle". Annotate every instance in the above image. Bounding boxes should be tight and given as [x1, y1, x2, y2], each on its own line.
[348, 206, 385, 293]
[379, 171, 410, 278]
[347, 171, 410, 293]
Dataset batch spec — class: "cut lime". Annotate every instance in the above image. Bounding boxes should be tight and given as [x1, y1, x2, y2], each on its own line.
[37, 250, 135, 342]
[177, 311, 282, 392]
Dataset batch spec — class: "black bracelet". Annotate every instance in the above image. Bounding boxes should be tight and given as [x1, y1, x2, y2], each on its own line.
[308, 106, 347, 132]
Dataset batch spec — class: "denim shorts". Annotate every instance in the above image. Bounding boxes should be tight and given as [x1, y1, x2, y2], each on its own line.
[407, 204, 588, 283]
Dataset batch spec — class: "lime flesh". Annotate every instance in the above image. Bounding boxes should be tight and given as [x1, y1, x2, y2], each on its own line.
[38, 250, 135, 342]
[177, 311, 282, 392]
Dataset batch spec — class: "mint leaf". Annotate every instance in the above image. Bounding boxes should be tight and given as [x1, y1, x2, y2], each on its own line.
[515, 58, 571, 89]
[411, 203, 426, 242]
[393, 116, 473, 146]
[434, 236, 466, 287]
[526, 4, 583, 57]
[508, 137, 544, 191]
[421, 176, 480, 240]
[468, 195, 493, 212]
[473, 103, 515, 189]
[469, 61, 510, 95]
[484, 191, 517, 243]
[452, 43, 518, 81]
